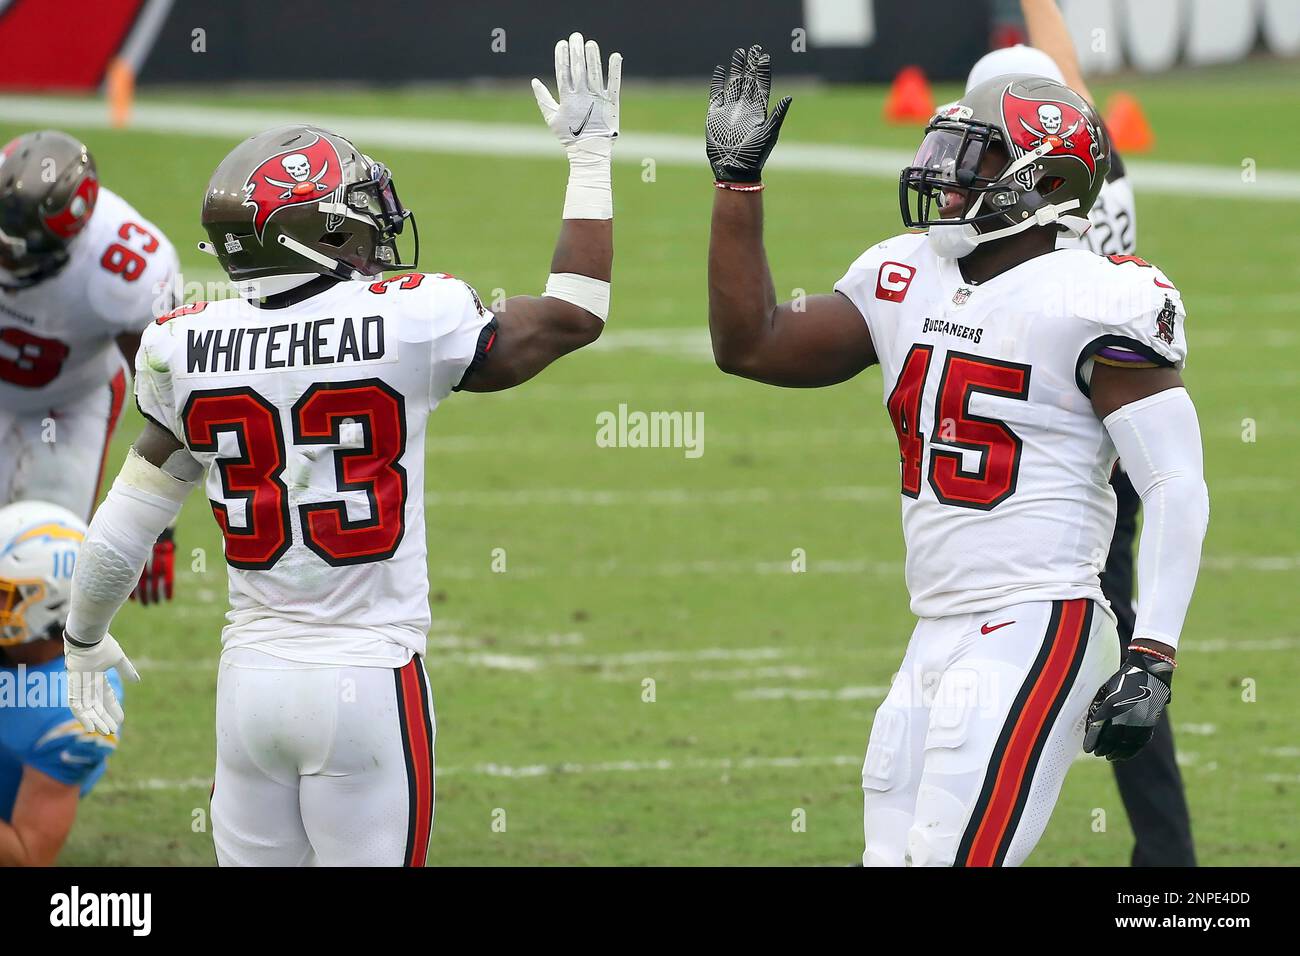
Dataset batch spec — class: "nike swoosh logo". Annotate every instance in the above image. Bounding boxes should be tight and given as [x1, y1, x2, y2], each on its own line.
[569, 104, 595, 137]
[1111, 685, 1153, 708]
[1154, 278, 1175, 289]
[980, 621, 1015, 635]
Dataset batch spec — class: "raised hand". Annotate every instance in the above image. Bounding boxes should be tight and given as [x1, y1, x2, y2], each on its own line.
[706, 45, 793, 186]
[532, 32, 622, 149]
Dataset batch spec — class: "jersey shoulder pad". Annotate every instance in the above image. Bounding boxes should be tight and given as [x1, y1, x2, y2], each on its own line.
[366, 271, 490, 341]
[28, 717, 118, 788]
[1086, 252, 1190, 369]
[156, 300, 210, 325]
[837, 232, 929, 287]
[1072, 252, 1187, 380]
[136, 314, 188, 437]
[833, 232, 929, 344]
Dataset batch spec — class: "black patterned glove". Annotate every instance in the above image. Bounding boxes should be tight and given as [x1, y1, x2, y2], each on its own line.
[706, 45, 793, 185]
[1083, 648, 1174, 762]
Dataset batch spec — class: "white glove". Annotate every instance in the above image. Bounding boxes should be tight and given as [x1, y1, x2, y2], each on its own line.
[531, 32, 622, 148]
[63, 631, 140, 736]
[531, 32, 622, 220]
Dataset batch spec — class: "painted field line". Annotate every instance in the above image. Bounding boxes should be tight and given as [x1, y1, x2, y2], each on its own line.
[690, 665, 818, 681]
[2, 95, 1297, 200]
[99, 776, 212, 794]
[422, 552, 1292, 582]
[439, 753, 863, 779]
[427, 646, 794, 673]
[424, 485, 891, 508]
[423, 481, 1289, 509]
[735, 686, 887, 702]
[422, 427, 892, 455]
[99, 754, 864, 792]
[1189, 637, 1300, 653]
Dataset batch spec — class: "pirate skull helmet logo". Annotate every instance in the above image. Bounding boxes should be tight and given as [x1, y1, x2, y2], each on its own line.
[241, 133, 343, 240]
[263, 151, 331, 199]
[1001, 89, 1102, 179]
[1037, 104, 1063, 135]
[281, 153, 311, 182]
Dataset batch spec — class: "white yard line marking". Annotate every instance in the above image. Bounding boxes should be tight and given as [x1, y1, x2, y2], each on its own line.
[1190, 637, 1300, 653]
[421, 552, 1292, 581]
[98, 754, 866, 791]
[99, 776, 212, 793]
[423, 425, 892, 456]
[424, 485, 891, 508]
[690, 666, 818, 682]
[735, 686, 887, 701]
[438, 754, 864, 779]
[1262, 747, 1300, 758]
[428, 646, 793, 672]
[3, 95, 1297, 200]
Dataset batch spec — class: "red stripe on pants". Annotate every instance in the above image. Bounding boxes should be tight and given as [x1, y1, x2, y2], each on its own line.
[397, 659, 433, 867]
[963, 599, 1089, 866]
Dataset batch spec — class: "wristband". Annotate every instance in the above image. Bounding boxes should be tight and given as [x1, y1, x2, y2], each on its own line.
[715, 180, 764, 192]
[544, 272, 610, 322]
[563, 138, 613, 220]
[1129, 644, 1177, 668]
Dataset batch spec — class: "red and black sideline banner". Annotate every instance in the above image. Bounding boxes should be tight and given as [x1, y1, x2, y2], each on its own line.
[0, 0, 145, 90]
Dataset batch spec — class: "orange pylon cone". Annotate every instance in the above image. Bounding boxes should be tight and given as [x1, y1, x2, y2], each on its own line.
[107, 57, 134, 129]
[1104, 92, 1154, 153]
[884, 66, 935, 125]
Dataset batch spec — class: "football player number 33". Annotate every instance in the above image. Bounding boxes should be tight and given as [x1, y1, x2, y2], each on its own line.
[182, 379, 408, 569]
[887, 345, 1030, 510]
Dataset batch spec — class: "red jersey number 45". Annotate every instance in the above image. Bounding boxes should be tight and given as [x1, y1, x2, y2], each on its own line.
[886, 345, 1031, 511]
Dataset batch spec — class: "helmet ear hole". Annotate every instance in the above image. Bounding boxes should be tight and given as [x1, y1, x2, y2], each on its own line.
[1039, 176, 1065, 194]
[318, 231, 351, 248]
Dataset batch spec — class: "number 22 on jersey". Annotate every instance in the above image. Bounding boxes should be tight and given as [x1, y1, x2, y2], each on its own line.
[886, 345, 1030, 511]
[182, 379, 408, 569]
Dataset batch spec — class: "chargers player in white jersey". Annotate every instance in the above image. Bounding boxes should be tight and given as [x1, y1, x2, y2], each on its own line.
[57, 32, 622, 866]
[704, 46, 1208, 865]
[0, 130, 181, 605]
[0, 501, 123, 865]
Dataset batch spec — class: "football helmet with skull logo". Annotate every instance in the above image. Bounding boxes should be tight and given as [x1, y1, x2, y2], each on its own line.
[900, 75, 1110, 259]
[0, 130, 99, 289]
[201, 125, 416, 292]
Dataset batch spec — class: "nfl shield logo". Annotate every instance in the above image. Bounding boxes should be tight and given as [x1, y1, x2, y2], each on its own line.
[952, 286, 972, 306]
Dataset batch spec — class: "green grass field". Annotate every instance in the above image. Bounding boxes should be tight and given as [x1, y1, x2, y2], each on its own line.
[4, 57, 1298, 866]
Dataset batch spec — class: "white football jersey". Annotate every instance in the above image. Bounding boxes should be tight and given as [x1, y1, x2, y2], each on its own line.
[835, 232, 1187, 619]
[0, 187, 178, 413]
[135, 272, 493, 666]
[1067, 172, 1137, 257]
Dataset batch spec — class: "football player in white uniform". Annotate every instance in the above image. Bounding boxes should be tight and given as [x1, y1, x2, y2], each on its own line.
[967, 0, 1196, 868]
[57, 33, 621, 866]
[0, 131, 181, 605]
[0, 501, 124, 866]
[704, 47, 1208, 865]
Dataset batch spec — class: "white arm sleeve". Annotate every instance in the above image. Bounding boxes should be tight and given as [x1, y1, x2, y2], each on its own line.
[65, 449, 195, 647]
[1103, 387, 1209, 651]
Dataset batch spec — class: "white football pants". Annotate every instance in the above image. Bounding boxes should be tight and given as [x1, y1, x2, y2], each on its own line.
[862, 598, 1119, 866]
[211, 647, 435, 867]
[0, 367, 127, 520]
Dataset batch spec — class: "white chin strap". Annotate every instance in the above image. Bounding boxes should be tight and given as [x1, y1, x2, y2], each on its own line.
[927, 140, 1089, 259]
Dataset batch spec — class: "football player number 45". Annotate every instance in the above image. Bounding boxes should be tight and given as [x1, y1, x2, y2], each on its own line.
[887, 345, 1030, 510]
[182, 379, 408, 569]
